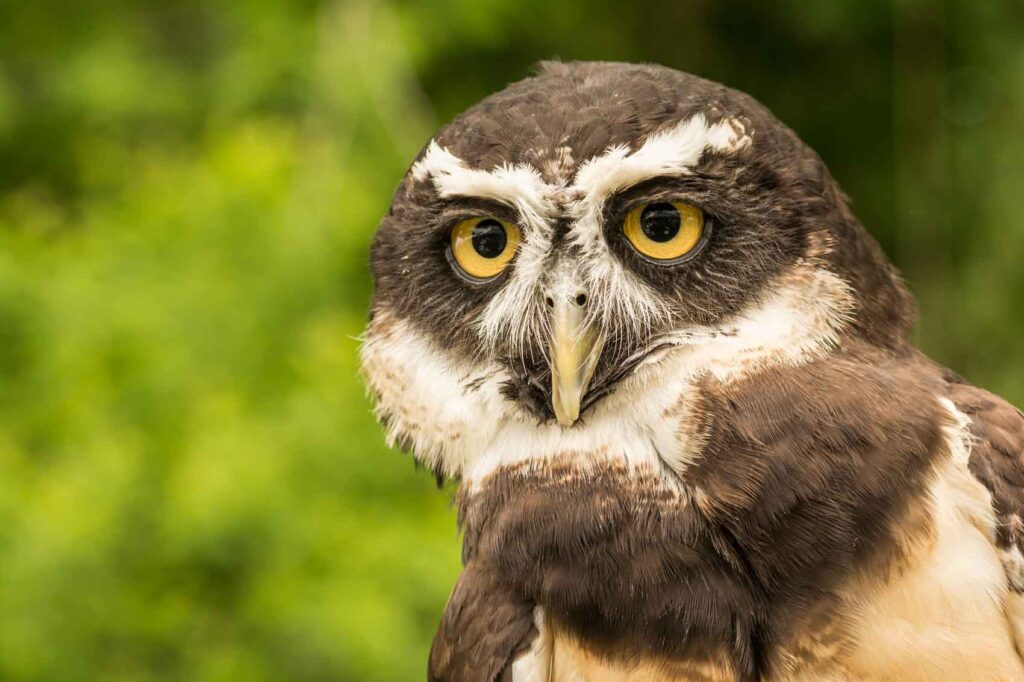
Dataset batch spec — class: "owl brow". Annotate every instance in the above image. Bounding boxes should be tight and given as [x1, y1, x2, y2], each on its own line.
[411, 114, 751, 238]
[569, 114, 751, 208]
[601, 175, 709, 212]
[434, 197, 521, 226]
[411, 141, 557, 220]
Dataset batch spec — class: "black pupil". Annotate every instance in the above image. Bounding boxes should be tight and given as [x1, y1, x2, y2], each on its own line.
[640, 203, 681, 243]
[471, 219, 507, 258]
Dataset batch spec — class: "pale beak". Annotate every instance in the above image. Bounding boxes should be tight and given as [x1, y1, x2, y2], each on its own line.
[549, 294, 604, 426]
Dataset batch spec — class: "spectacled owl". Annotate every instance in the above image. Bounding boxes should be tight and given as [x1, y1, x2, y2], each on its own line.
[360, 62, 1024, 681]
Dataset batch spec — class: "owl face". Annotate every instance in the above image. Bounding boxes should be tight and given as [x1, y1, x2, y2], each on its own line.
[361, 62, 909, 483]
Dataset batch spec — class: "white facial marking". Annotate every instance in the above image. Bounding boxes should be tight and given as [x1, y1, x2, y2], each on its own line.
[570, 114, 749, 211]
[372, 115, 857, 487]
[412, 115, 753, 355]
[361, 261, 853, 487]
[412, 140, 558, 357]
[411, 141, 554, 217]
[359, 312, 509, 479]
[648, 265, 855, 382]
[564, 116, 752, 347]
[412, 116, 749, 209]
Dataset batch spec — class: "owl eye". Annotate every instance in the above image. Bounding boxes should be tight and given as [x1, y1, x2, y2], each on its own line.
[449, 216, 521, 280]
[623, 201, 705, 263]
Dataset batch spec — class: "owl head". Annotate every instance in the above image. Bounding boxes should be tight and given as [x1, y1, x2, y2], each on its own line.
[361, 61, 914, 484]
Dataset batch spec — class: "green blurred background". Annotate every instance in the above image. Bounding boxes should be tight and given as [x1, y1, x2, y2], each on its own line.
[0, 1, 1021, 679]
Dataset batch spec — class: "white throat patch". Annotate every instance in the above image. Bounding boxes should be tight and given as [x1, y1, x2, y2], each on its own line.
[360, 260, 853, 487]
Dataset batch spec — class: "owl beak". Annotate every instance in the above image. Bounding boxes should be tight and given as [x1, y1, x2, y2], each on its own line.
[549, 293, 604, 427]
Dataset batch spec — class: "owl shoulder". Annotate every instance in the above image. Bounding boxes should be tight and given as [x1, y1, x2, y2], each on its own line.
[948, 376, 1024, 566]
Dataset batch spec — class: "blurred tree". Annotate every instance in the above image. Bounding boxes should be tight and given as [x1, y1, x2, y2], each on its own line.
[0, 0, 1020, 679]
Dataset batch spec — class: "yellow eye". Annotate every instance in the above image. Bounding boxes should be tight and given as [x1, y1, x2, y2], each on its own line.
[623, 201, 705, 262]
[449, 216, 521, 280]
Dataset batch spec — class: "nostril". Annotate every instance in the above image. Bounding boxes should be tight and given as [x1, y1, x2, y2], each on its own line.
[575, 293, 587, 307]
[545, 296, 555, 309]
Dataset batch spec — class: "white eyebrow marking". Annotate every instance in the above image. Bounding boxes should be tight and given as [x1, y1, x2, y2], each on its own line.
[571, 114, 749, 200]
[411, 114, 750, 214]
[563, 115, 752, 343]
[409, 115, 753, 353]
[411, 141, 559, 356]
[411, 141, 552, 217]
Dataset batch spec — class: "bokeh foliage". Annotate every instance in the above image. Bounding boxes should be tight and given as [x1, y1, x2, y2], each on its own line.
[0, 0, 1021, 679]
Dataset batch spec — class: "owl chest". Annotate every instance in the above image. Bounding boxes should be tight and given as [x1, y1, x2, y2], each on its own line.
[499, 458, 1024, 681]
[465, 464, 762, 676]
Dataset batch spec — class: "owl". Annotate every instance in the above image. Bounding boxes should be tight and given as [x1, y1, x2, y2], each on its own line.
[360, 62, 1024, 681]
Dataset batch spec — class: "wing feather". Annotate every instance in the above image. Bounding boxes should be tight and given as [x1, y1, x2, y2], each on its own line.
[949, 379, 1024, 656]
[428, 562, 538, 682]
[950, 381, 1024, 561]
